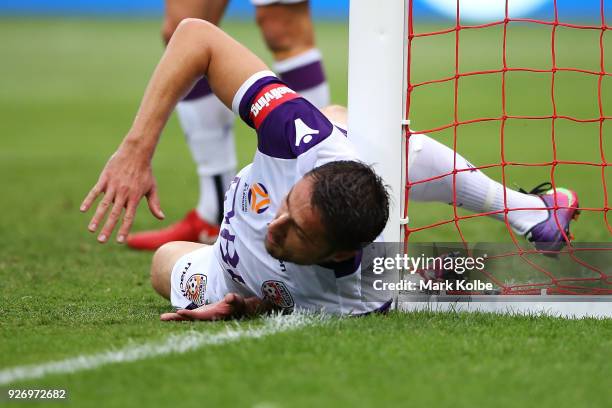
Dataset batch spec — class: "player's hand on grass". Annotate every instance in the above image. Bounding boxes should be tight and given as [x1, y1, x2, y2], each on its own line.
[80, 142, 165, 244]
[160, 293, 269, 321]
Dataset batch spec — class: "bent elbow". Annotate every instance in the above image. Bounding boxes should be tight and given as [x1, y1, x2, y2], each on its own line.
[176, 17, 214, 36]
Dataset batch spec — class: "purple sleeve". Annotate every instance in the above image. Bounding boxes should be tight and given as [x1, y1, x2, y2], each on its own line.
[256, 99, 334, 159]
[233, 72, 334, 159]
[236, 76, 285, 128]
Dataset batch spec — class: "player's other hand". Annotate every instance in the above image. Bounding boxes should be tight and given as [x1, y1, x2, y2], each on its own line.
[160, 293, 268, 321]
[80, 142, 165, 244]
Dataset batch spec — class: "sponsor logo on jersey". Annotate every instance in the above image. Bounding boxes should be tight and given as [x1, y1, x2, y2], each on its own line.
[240, 182, 249, 213]
[180, 262, 191, 274]
[261, 280, 294, 311]
[249, 83, 300, 128]
[179, 262, 192, 289]
[248, 182, 270, 214]
[180, 273, 207, 307]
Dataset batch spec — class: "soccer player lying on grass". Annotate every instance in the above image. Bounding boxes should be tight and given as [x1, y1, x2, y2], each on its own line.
[126, 0, 333, 250]
[80, 19, 580, 320]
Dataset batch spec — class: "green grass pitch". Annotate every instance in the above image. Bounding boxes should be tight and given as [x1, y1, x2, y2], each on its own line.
[0, 18, 610, 407]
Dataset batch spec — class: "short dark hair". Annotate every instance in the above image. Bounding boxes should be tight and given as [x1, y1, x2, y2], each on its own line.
[307, 160, 390, 251]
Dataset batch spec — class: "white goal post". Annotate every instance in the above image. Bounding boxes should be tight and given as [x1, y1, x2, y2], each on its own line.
[347, 0, 407, 243]
[347, 0, 611, 319]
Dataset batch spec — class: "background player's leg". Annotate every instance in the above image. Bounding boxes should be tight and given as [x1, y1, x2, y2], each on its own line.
[256, 1, 330, 108]
[167, 0, 234, 231]
[320, 105, 347, 125]
[408, 134, 548, 235]
[151, 241, 207, 299]
[128, 0, 233, 250]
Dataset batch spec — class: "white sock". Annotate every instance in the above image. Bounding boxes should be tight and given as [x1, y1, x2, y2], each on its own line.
[196, 171, 235, 225]
[274, 48, 330, 108]
[176, 92, 236, 225]
[408, 134, 548, 235]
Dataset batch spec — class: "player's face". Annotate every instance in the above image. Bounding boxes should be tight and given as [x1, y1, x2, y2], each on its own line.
[265, 176, 334, 265]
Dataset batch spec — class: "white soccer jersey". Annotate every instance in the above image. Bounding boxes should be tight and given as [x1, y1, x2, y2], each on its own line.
[173, 71, 392, 315]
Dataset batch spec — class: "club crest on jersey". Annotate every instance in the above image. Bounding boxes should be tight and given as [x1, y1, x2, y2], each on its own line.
[248, 182, 270, 214]
[249, 83, 299, 128]
[261, 280, 294, 311]
[181, 273, 207, 306]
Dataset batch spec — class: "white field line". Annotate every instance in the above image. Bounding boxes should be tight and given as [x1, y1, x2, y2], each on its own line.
[0, 313, 318, 385]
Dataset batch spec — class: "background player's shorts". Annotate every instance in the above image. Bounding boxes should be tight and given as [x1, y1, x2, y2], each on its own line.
[250, 0, 306, 6]
[170, 245, 222, 310]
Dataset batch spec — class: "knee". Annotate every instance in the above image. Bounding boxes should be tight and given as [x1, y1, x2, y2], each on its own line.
[256, 14, 288, 53]
[163, 17, 213, 46]
[256, 6, 314, 55]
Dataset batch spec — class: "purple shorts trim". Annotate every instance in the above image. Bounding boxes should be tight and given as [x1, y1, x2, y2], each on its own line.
[183, 77, 213, 101]
[279, 60, 326, 92]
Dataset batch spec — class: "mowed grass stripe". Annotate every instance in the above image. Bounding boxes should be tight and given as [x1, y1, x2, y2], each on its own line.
[0, 314, 318, 386]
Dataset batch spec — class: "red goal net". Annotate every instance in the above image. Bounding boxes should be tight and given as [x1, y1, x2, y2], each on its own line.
[403, 0, 612, 295]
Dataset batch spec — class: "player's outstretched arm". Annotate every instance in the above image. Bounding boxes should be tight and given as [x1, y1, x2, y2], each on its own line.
[160, 293, 274, 321]
[80, 19, 268, 243]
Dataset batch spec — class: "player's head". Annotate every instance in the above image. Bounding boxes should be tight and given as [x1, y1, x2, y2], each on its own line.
[265, 160, 390, 265]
